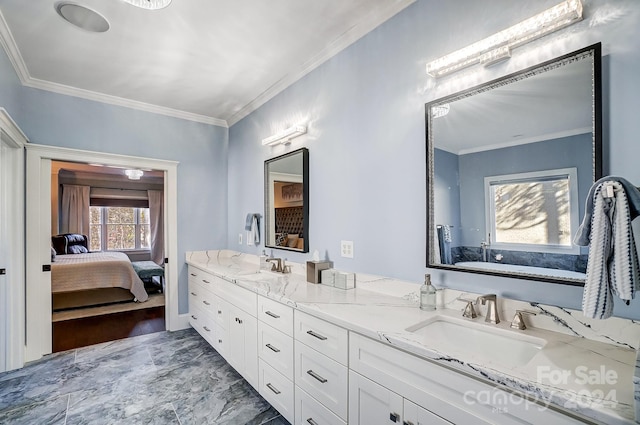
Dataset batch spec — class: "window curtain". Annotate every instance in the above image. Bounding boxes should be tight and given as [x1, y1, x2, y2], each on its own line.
[148, 190, 164, 266]
[60, 185, 90, 235]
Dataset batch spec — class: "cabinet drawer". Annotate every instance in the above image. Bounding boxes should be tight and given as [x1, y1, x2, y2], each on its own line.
[217, 277, 257, 316]
[188, 281, 203, 309]
[258, 322, 294, 381]
[259, 360, 294, 424]
[295, 386, 346, 425]
[295, 341, 348, 420]
[295, 311, 348, 365]
[189, 305, 216, 346]
[258, 296, 294, 336]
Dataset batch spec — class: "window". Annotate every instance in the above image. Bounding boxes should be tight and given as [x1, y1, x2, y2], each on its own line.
[484, 168, 579, 253]
[90, 206, 150, 251]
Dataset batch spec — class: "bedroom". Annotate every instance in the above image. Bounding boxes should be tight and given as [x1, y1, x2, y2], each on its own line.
[49, 160, 167, 351]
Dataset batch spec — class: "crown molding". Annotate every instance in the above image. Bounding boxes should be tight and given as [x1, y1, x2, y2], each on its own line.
[226, 0, 416, 126]
[0, 10, 228, 128]
[0, 1, 416, 129]
[21, 77, 228, 127]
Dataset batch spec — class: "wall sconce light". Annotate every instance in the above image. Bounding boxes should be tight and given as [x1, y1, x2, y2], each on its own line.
[262, 125, 307, 146]
[125, 169, 144, 180]
[426, 0, 583, 78]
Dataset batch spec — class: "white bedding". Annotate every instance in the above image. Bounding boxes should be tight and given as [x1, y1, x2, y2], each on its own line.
[51, 251, 149, 302]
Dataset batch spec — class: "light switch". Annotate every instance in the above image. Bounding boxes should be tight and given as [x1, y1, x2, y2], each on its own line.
[341, 240, 354, 258]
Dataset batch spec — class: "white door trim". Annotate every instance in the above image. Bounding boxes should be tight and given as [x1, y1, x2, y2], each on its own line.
[25, 143, 180, 362]
[0, 108, 28, 371]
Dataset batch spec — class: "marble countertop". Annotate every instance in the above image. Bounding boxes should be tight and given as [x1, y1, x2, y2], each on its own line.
[186, 250, 638, 425]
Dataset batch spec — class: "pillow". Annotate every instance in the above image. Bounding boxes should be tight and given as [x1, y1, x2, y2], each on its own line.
[286, 235, 299, 248]
[51, 246, 56, 262]
[68, 245, 88, 254]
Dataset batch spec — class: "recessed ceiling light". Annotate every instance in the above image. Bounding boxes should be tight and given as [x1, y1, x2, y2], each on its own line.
[55, 2, 110, 33]
[122, 0, 172, 10]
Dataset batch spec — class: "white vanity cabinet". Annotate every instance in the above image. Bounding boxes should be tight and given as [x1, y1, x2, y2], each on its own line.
[188, 266, 258, 388]
[294, 310, 349, 423]
[349, 333, 588, 425]
[256, 296, 295, 424]
[349, 371, 451, 425]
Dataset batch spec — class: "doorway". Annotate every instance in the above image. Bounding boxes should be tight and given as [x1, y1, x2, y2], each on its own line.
[25, 144, 182, 363]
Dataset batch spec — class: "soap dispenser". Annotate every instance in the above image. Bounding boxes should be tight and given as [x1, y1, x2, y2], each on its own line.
[420, 274, 437, 311]
[259, 250, 268, 270]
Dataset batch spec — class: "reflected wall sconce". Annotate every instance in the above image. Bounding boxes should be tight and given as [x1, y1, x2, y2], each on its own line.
[262, 125, 307, 146]
[425, 0, 583, 78]
[125, 169, 144, 180]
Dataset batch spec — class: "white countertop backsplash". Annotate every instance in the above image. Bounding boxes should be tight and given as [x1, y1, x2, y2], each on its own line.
[186, 249, 640, 424]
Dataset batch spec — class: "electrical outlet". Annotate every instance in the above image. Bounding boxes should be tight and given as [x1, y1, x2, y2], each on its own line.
[341, 240, 354, 258]
[238, 233, 243, 245]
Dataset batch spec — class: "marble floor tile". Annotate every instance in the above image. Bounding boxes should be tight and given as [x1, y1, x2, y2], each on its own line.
[0, 329, 290, 424]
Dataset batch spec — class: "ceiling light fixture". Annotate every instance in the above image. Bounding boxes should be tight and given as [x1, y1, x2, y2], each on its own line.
[262, 125, 307, 146]
[426, 0, 583, 78]
[55, 3, 110, 32]
[125, 169, 144, 180]
[121, 0, 172, 10]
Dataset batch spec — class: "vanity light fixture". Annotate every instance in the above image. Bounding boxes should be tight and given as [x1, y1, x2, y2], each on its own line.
[124, 169, 144, 180]
[121, 0, 172, 10]
[262, 125, 307, 146]
[426, 0, 583, 78]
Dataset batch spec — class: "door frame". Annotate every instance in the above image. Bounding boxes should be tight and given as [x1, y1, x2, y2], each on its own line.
[0, 109, 28, 371]
[25, 143, 181, 362]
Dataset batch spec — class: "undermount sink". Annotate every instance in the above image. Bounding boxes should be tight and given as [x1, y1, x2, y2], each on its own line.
[235, 269, 284, 281]
[405, 315, 546, 368]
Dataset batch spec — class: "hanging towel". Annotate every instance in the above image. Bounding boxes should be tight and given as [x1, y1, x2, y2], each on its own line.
[437, 225, 453, 265]
[578, 179, 640, 319]
[245, 213, 261, 246]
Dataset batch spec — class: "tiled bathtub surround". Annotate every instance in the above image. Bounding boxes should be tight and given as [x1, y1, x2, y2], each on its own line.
[450, 246, 588, 273]
[187, 249, 640, 424]
[0, 329, 288, 425]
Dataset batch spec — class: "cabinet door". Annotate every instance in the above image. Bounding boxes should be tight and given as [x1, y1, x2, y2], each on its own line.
[229, 304, 258, 388]
[403, 399, 451, 425]
[349, 371, 403, 425]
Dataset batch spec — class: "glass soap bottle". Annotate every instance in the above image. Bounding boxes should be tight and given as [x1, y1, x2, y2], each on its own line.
[420, 274, 437, 311]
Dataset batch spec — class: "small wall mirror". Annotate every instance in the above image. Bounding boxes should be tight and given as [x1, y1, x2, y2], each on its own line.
[426, 43, 602, 285]
[264, 148, 309, 253]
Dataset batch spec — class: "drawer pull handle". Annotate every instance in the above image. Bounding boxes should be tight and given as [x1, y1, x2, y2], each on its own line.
[389, 412, 399, 423]
[306, 330, 327, 340]
[266, 383, 281, 395]
[306, 369, 327, 383]
[403, 421, 415, 425]
[265, 343, 280, 353]
[218, 339, 222, 343]
[203, 326, 211, 332]
[190, 292, 197, 296]
[203, 300, 211, 306]
[202, 279, 210, 284]
[265, 311, 280, 319]
[190, 273, 197, 277]
[235, 317, 243, 324]
[306, 419, 319, 425]
[218, 310, 222, 314]
[191, 315, 197, 320]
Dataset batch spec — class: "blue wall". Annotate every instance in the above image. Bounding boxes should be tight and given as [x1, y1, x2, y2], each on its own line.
[433, 148, 461, 247]
[0, 47, 228, 314]
[228, 0, 640, 319]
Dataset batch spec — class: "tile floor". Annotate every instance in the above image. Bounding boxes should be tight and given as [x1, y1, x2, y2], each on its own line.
[0, 328, 289, 424]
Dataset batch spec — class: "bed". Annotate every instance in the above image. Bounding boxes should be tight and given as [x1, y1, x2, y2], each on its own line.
[51, 241, 149, 311]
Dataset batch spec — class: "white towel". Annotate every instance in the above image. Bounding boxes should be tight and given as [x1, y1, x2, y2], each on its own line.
[582, 181, 640, 319]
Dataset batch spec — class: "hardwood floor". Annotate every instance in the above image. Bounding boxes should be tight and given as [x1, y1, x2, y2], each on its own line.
[52, 294, 166, 352]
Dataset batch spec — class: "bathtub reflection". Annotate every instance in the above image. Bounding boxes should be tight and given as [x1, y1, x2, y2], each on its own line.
[454, 261, 586, 280]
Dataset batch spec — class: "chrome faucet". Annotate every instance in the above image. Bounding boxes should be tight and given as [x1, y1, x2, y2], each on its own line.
[266, 257, 291, 273]
[477, 294, 500, 324]
[481, 233, 491, 262]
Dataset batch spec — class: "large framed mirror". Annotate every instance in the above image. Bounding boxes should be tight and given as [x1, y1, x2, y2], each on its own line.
[265, 147, 309, 253]
[426, 43, 602, 285]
